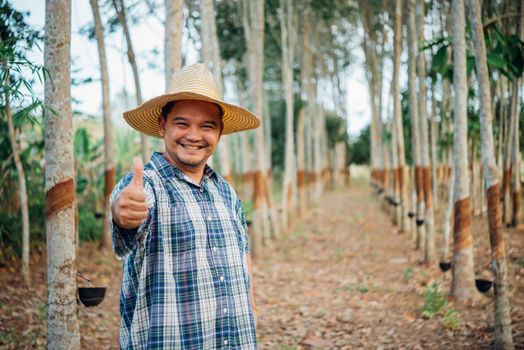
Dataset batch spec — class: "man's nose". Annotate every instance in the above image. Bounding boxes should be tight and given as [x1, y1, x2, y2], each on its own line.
[185, 126, 202, 141]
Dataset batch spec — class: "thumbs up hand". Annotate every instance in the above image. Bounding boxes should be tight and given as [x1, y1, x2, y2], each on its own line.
[112, 157, 149, 229]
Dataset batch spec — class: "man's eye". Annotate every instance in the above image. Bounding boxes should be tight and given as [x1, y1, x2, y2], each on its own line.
[176, 122, 189, 127]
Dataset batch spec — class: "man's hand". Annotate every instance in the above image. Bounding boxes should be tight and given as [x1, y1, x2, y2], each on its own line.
[112, 157, 149, 229]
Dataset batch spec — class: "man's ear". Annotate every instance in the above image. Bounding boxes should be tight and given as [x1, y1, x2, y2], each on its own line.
[158, 116, 165, 137]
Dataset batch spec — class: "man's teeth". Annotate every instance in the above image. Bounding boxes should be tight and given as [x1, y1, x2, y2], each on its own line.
[182, 145, 202, 150]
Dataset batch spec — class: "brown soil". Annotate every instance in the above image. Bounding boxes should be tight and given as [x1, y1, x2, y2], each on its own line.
[0, 183, 523, 349]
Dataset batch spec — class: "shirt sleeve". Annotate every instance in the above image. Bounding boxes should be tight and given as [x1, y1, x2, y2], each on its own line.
[109, 171, 155, 259]
[235, 198, 250, 254]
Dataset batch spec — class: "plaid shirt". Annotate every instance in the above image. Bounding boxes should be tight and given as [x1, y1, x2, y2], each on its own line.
[110, 152, 256, 349]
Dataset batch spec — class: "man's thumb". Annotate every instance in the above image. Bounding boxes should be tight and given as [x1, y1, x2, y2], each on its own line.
[132, 156, 144, 189]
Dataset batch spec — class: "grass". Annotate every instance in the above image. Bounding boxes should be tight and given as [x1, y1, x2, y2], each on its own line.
[403, 267, 414, 282]
[340, 283, 377, 294]
[422, 283, 447, 319]
[0, 332, 15, 343]
[442, 308, 459, 329]
[421, 283, 460, 329]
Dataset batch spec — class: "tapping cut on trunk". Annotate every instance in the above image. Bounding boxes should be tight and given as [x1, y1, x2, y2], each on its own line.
[453, 197, 473, 250]
[46, 178, 75, 218]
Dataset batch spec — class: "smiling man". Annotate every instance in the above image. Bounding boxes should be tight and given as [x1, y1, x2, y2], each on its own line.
[110, 64, 260, 349]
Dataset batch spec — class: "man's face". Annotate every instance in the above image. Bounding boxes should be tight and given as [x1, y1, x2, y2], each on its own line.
[159, 99, 221, 172]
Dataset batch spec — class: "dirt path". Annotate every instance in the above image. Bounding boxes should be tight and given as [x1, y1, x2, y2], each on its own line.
[254, 184, 524, 349]
[1, 183, 523, 349]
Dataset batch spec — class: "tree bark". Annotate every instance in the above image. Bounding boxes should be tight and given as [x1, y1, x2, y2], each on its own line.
[361, 1, 384, 198]
[4, 75, 30, 286]
[407, 0, 425, 249]
[164, 0, 183, 86]
[113, 0, 149, 160]
[44, 0, 80, 347]
[242, 0, 271, 253]
[393, 0, 409, 234]
[510, 80, 521, 226]
[200, 0, 233, 184]
[468, 0, 515, 346]
[416, 0, 435, 263]
[450, 0, 477, 305]
[90, 0, 115, 250]
[280, 0, 297, 230]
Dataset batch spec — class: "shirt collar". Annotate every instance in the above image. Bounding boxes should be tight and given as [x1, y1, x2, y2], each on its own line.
[150, 151, 216, 186]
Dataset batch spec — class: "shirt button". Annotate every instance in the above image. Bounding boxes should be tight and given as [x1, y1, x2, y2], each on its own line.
[224, 340, 228, 346]
[223, 307, 228, 314]
[212, 246, 218, 252]
[200, 187, 204, 193]
[219, 275, 225, 281]
[207, 215, 212, 221]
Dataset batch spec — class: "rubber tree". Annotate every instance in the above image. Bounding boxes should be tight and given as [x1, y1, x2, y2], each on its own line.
[200, 0, 233, 184]
[241, 0, 272, 252]
[164, 0, 183, 85]
[392, 0, 409, 234]
[360, 0, 385, 198]
[297, 7, 313, 217]
[112, 0, 149, 160]
[90, 0, 114, 250]
[0, 10, 34, 285]
[280, 0, 298, 230]
[467, 0, 515, 347]
[450, 0, 477, 305]
[407, 0, 425, 249]
[44, 0, 80, 347]
[416, 0, 435, 263]
[510, 2, 523, 226]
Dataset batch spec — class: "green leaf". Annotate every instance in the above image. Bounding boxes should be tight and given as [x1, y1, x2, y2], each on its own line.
[431, 45, 448, 74]
[486, 52, 506, 70]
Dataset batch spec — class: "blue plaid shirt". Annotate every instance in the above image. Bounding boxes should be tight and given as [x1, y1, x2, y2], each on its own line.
[110, 152, 256, 349]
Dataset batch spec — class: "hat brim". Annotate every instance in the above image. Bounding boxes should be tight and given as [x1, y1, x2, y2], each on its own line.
[123, 92, 261, 138]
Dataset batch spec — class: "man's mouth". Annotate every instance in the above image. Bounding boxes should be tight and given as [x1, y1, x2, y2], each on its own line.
[179, 143, 206, 150]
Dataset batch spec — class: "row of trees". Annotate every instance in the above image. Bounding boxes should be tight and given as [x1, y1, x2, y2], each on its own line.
[2, 0, 354, 346]
[366, 0, 522, 348]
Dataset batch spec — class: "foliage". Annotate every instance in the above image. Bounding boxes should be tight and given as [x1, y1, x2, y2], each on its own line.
[442, 307, 459, 329]
[325, 110, 348, 148]
[0, 1, 47, 261]
[348, 125, 370, 165]
[421, 283, 447, 319]
[403, 267, 414, 282]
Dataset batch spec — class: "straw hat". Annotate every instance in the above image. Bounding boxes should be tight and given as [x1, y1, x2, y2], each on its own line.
[123, 64, 261, 137]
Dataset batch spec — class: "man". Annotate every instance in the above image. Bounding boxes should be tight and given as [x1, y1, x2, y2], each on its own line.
[110, 64, 260, 349]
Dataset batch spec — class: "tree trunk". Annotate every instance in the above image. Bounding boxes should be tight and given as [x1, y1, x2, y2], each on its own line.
[361, 1, 384, 199]
[416, 0, 435, 263]
[393, 0, 409, 234]
[430, 82, 439, 214]
[44, 0, 80, 347]
[450, 0, 477, 305]
[300, 8, 314, 211]
[4, 75, 30, 286]
[468, 0, 515, 346]
[503, 79, 514, 225]
[113, 0, 149, 160]
[510, 80, 521, 226]
[443, 169, 454, 259]
[280, 0, 297, 230]
[164, 0, 183, 86]
[407, 0, 425, 249]
[90, 0, 115, 250]
[200, 0, 233, 184]
[242, 0, 271, 253]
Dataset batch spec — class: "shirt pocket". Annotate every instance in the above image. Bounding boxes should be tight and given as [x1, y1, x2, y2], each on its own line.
[158, 204, 196, 258]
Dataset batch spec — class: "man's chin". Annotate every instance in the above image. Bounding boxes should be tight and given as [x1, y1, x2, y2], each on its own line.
[177, 156, 206, 167]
